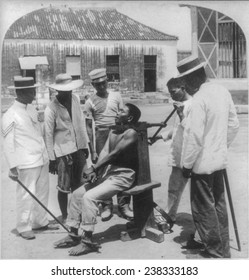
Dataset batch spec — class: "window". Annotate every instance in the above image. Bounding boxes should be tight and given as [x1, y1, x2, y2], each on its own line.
[144, 55, 157, 70]
[218, 16, 247, 78]
[66, 56, 81, 80]
[19, 56, 49, 83]
[106, 55, 120, 82]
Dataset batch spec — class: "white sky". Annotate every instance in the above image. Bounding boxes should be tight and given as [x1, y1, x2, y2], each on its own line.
[0, 0, 192, 51]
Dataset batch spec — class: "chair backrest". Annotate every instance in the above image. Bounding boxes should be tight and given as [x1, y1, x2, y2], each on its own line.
[133, 122, 151, 186]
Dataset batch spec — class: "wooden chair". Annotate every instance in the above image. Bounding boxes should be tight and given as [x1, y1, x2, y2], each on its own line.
[120, 122, 170, 243]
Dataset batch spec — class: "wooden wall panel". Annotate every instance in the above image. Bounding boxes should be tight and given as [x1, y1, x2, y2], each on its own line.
[2, 40, 168, 94]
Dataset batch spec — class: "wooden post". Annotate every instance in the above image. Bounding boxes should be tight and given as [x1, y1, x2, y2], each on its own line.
[131, 122, 160, 238]
[35, 64, 50, 108]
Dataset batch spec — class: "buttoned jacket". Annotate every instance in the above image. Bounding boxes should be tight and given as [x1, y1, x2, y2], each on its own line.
[44, 94, 89, 160]
[2, 101, 48, 169]
[182, 82, 239, 174]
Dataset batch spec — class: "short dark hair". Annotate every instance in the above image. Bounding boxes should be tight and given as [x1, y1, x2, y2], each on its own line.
[125, 103, 141, 124]
[166, 77, 183, 88]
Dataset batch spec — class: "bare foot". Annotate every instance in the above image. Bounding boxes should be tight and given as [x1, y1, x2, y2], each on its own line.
[68, 242, 93, 256]
[54, 235, 80, 248]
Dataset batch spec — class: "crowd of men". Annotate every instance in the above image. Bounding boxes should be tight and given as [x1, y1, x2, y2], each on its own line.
[2, 56, 239, 258]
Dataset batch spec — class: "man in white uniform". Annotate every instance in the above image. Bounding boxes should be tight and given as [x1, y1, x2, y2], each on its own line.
[180, 56, 239, 258]
[2, 76, 58, 240]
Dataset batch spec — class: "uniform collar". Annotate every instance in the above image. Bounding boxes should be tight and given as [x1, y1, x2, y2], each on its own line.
[14, 100, 28, 109]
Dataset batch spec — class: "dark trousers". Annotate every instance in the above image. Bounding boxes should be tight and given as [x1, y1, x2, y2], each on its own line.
[191, 170, 231, 258]
[57, 149, 87, 193]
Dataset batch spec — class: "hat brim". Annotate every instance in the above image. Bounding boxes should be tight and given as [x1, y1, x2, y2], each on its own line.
[48, 80, 84, 91]
[177, 62, 206, 78]
[8, 83, 41, 89]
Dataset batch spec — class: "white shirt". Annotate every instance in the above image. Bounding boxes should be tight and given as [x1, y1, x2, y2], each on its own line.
[182, 82, 239, 174]
[161, 99, 192, 167]
[2, 101, 49, 169]
[44, 94, 89, 160]
[84, 91, 123, 127]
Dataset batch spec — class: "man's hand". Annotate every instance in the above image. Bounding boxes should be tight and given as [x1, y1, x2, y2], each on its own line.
[182, 167, 192, 178]
[91, 152, 98, 164]
[83, 166, 97, 183]
[49, 160, 58, 174]
[148, 135, 162, 145]
[82, 148, 89, 159]
[9, 167, 19, 181]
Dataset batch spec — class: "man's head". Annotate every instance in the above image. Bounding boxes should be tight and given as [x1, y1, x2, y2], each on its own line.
[116, 103, 141, 125]
[8, 76, 39, 104]
[166, 77, 186, 102]
[89, 68, 108, 95]
[176, 56, 207, 95]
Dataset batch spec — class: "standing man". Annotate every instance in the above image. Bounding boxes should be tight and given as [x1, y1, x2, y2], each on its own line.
[54, 103, 141, 256]
[2, 76, 58, 240]
[44, 73, 89, 223]
[180, 56, 239, 258]
[150, 77, 193, 230]
[84, 68, 133, 221]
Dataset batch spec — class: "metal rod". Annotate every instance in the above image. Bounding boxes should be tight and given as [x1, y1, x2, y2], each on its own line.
[17, 179, 70, 233]
[149, 107, 177, 144]
[223, 170, 241, 251]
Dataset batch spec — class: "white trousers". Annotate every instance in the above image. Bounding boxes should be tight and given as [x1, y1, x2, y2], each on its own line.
[16, 163, 49, 233]
[167, 166, 189, 222]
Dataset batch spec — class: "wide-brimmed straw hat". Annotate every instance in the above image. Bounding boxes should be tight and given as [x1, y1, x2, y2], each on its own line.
[48, 73, 83, 91]
[177, 56, 206, 78]
[8, 76, 40, 89]
[89, 68, 107, 84]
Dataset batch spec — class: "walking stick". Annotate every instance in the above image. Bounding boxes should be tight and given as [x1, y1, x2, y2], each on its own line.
[17, 179, 70, 233]
[149, 107, 177, 144]
[223, 170, 241, 251]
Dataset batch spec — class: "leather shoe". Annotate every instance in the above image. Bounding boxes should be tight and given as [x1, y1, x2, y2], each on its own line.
[182, 239, 205, 250]
[33, 224, 60, 231]
[20, 230, 35, 240]
[118, 204, 134, 221]
[101, 205, 113, 222]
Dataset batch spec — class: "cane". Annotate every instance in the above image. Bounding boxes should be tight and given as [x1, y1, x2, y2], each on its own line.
[149, 107, 177, 144]
[223, 170, 241, 251]
[17, 179, 70, 233]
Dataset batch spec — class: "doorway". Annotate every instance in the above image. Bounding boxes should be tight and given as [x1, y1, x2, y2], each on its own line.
[144, 55, 157, 92]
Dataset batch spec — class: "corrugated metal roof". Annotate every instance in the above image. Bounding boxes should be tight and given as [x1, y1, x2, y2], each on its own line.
[5, 7, 178, 41]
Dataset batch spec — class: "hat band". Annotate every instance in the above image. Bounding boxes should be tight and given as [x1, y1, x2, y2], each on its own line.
[55, 78, 72, 85]
[177, 58, 201, 74]
[14, 80, 35, 88]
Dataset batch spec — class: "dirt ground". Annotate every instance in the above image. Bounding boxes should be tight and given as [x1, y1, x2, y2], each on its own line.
[0, 104, 248, 260]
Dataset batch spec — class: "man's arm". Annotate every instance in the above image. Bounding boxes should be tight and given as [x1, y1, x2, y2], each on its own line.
[227, 94, 239, 147]
[84, 129, 138, 180]
[44, 106, 56, 161]
[86, 118, 98, 163]
[181, 99, 205, 175]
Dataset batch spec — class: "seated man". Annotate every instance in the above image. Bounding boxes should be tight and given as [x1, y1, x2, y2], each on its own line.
[54, 103, 141, 256]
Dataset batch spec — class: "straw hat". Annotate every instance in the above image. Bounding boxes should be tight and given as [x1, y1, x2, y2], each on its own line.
[8, 76, 40, 89]
[177, 56, 206, 78]
[48, 73, 83, 91]
[89, 68, 107, 84]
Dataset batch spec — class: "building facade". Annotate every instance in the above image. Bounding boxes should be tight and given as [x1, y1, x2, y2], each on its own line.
[190, 6, 247, 79]
[2, 6, 178, 99]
